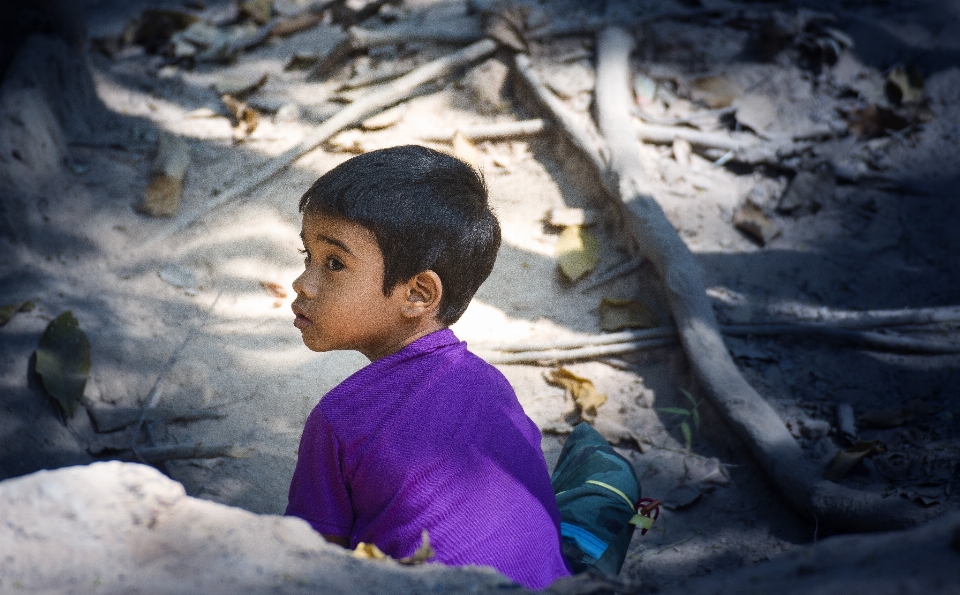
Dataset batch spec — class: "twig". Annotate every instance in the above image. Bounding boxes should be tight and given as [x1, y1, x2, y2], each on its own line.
[309, 22, 484, 79]
[580, 257, 644, 292]
[140, 39, 497, 251]
[418, 119, 547, 142]
[90, 406, 226, 433]
[131, 292, 222, 454]
[629, 532, 700, 561]
[744, 304, 960, 329]
[479, 323, 960, 362]
[120, 443, 254, 463]
[477, 336, 677, 365]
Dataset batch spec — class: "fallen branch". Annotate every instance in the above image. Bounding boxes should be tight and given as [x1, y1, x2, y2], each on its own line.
[515, 31, 938, 532]
[478, 322, 960, 363]
[119, 443, 254, 463]
[632, 122, 811, 167]
[418, 119, 547, 142]
[309, 22, 484, 79]
[141, 38, 497, 251]
[90, 406, 226, 433]
[738, 304, 960, 329]
[478, 336, 677, 365]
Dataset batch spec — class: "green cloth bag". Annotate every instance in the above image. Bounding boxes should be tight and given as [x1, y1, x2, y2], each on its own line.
[551, 422, 647, 577]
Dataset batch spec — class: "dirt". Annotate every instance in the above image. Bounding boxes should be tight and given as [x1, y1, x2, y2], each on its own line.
[1, 0, 959, 591]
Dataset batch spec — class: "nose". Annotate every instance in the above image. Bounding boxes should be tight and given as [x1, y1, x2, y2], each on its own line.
[292, 267, 316, 299]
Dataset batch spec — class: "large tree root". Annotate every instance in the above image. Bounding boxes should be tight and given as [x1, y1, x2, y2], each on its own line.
[513, 29, 943, 532]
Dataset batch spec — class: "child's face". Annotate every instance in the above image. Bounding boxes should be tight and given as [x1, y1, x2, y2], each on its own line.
[292, 212, 410, 361]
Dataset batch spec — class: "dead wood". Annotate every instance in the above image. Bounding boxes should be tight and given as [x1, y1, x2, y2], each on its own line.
[515, 29, 939, 532]
[90, 406, 226, 434]
[309, 22, 484, 79]
[478, 337, 677, 365]
[418, 119, 547, 142]
[479, 322, 960, 362]
[123, 443, 254, 463]
[142, 39, 497, 251]
[747, 304, 960, 329]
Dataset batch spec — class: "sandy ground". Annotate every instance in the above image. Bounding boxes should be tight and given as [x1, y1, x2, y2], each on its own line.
[2, 0, 959, 590]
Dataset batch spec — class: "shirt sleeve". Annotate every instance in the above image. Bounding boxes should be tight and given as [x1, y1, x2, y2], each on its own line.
[285, 409, 354, 538]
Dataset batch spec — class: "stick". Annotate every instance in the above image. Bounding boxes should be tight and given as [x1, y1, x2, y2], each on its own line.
[119, 443, 254, 463]
[141, 39, 497, 251]
[418, 119, 547, 142]
[309, 22, 484, 79]
[131, 292, 221, 452]
[477, 336, 677, 365]
[740, 304, 960, 329]
[90, 406, 226, 433]
[580, 257, 644, 292]
[480, 324, 960, 361]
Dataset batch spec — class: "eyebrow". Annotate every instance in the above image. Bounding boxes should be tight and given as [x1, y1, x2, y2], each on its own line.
[299, 230, 354, 256]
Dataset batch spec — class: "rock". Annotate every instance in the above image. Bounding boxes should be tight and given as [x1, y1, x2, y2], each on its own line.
[0, 462, 522, 594]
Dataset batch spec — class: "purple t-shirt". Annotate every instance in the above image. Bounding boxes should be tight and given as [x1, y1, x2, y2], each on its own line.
[286, 329, 571, 589]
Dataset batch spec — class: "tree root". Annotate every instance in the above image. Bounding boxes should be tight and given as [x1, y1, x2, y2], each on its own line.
[512, 29, 944, 532]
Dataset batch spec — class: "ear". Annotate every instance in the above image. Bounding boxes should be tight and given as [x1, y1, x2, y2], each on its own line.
[399, 270, 442, 319]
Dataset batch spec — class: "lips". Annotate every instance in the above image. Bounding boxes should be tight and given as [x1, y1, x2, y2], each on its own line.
[292, 303, 313, 329]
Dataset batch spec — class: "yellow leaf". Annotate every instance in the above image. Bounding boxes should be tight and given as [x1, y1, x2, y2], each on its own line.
[398, 530, 434, 565]
[545, 367, 607, 422]
[556, 225, 598, 282]
[598, 298, 658, 332]
[353, 542, 388, 560]
[452, 131, 479, 167]
[824, 440, 884, 482]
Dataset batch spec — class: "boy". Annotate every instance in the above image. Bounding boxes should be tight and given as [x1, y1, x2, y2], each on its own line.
[285, 145, 571, 589]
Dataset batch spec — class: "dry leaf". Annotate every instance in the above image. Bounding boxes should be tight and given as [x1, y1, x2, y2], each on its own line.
[859, 408, 913, 429]
[259, 281, 287, 299]
[222, 94, 261, 141]
[545, 367, 607, 423]
[689, 76, 742, 109]
[733, 93, 778, 137]
[452, 131, 480, 167]
[672, 138, 692, 167]
[598, 298, 658, 332]
[844, 104, 911, 137]
[483, 4, 532, 52]
[885, 64, 923, 105]
[138, 133, 190, 218]
[238, 0, 272, 25]
[328, 129, 368, 154]
[34, 311, 90, 419]
[0, 300, 35, 326]
[398, 530, 434, 565]
[825, 440, 884, 482]
[733, 200, 780, 246]
[556, 225, 599, 282]
[776, 170, 832, 217]
[353, 542, 388, 560]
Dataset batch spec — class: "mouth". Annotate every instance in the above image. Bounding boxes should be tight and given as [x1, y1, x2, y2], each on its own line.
[291, 304, 313, 329]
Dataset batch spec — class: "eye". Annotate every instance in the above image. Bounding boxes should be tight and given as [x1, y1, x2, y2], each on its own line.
[326, 256, 345, 271]
[298, 248, 310, 264]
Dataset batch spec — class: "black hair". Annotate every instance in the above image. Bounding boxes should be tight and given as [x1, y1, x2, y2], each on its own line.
[298, 145, 501, 326]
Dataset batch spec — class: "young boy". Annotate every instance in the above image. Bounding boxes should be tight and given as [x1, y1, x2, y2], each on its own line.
[285, 145, 571, 589]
